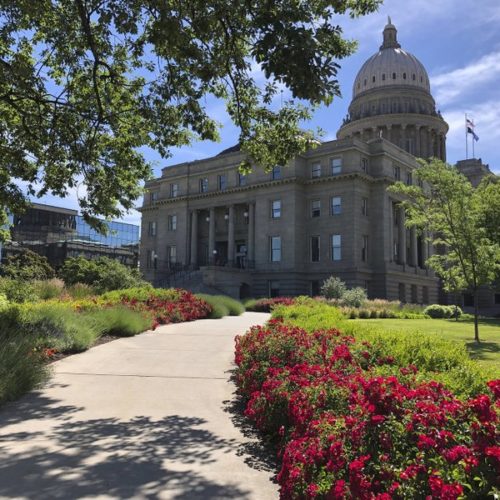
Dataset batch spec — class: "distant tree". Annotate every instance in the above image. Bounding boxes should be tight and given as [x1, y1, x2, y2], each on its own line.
[0, 0, 381, 232]
[389, 159, 500, 342]
[59, 256, 146, 293]
[321, 276, 347, 300]
[1, 249, 55, 281]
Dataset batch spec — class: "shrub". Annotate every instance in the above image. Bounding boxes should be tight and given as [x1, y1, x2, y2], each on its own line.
[59, 256, 147, 292]
[65, 282, 96, 299]
[341, 287, 367, 307]
[235, 320, 500, 499]
[0, 330, 49, 406]
[320, 276, 347, 299]
[89, 306, 152, 337]
[245, 297, 295, 312]
[1, 249, 55, 281]
[358, 308, 370, 318]
[424, 304, 452, 319]
[0, 293, 8, 310]
[32, 278, 65, 300]
[196, 294, 244, 318]
[369, 309, 379, 318]
[0, 277, 38, 303]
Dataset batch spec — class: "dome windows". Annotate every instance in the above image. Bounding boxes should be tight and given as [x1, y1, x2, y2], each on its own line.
[392, 72, 397, 79]
[382, 74, 386, 81]
[412, 73, 416, 81]
[364, 78, 367, 86]
[403, 72, 407, 79]
[372, 76, 376, 83]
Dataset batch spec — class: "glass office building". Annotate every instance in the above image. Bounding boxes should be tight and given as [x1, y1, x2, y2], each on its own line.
[2, 203, 139, 268]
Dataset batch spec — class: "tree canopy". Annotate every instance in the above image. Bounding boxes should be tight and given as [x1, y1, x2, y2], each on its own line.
[0, 0, 381, 231]
[389, 159, 500, 342]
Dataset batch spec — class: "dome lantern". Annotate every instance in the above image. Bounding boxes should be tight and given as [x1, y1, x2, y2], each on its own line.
[381, 16, 401, 50]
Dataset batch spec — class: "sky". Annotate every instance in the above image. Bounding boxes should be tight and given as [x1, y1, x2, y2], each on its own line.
[35, 0, 500, 226]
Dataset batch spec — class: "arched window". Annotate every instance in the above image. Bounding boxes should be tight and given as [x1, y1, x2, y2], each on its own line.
[372, 76, 375, 83]
[364, 78, 367, 86]
[412, 74, 416, 81]
[382, 74, 386, 81]
[357, 82, 360, 89]
[403, 73, 406, 79]
[420, 76, 423, 82]
[392, 72, 396, 79]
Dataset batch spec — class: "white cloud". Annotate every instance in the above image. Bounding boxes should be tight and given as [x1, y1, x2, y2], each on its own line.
[431, 51, 500, 106]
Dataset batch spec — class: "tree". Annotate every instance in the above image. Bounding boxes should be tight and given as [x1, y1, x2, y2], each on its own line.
[389, 159, 500, 342]
[1, 248, 55, 281]
[0, 0, 380, 232]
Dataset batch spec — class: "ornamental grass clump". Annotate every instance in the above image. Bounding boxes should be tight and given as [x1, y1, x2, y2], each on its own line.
[245, 297, 296, 312]
[235, 319, 500, 499]
[196, 294, 244, 318]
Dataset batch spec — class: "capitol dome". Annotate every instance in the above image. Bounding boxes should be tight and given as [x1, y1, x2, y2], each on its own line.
[337, 18, 448, 161]
[353, 19, 430, 98]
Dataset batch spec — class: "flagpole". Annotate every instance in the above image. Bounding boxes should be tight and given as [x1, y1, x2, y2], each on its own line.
[465, 113, 468, 159]
[472, 120, 475, 158]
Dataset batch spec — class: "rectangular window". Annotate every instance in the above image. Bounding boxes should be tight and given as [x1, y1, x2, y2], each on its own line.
[361, 158, 368, 172]
[406, 172, 413, 185]
[170, 183, 179, 198]
[311, 236, 320, 262]
[146, 250, 157, 270]
[411, 284, 418, 303]
[399, 283, 406, 303]
[218, 174, 227, 190]
[199, 178, 208, 193]
[270, 236, 281, 262]
[362, 197, 368, 216]
[167, 245, 177, 266]
[271, 200, 281, 219]
[361, 235, 368, 262]
[168, 214, 177, 231]
[311, 280, 321, 297]
[272, 165, 282, 180]
[269, 280, 280, 298]
[331, 158, 342, 175]
[331, 234, 341, 261]
[311, 200, 321, 218]
[494, 293, 500, 305]
[331, 196, 342, 215]
[422, 286, 429, 304]
[393, 165, 401, 180]
[311, 162, 321, 178]
[150, 191, 158, 203]
[148, 221, 157, 237]
[238, 173, 247, 186]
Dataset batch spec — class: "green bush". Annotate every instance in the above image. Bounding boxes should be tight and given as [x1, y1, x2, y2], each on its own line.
[358, 308, 370, 318]
[0, 330, 49, 406]
[195, 294, 245, 318]
[424, 304, 453, 318]
[59, 256, 147, 293]
[32, 278, 65, 300]
[89, 306, 151, 337]
[0, 293, 8, 310]
[341, 287, 367, 307]
[320, 276, 346, 299]
[100, 286, 175, 304]
[1, 249, 55, 281]
[0, 277, 38, 303]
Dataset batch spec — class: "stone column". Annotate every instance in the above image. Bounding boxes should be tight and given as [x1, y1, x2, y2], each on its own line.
[437, 132, 442, 160]
[415, 125, 421, 157]
[386, 124, 392, 142]
[428, 232, 434, 258]
[247, 203, 255, 268]
[227, 205, 235, 267]
[190, 210, 198, 267]
[422, 230, 429, 267]
[398, 205, 406, 265]
[440, 134, 446, 162]
[410, 227, 418, 267]
[208, 207, 216, 265]
[425, 127, 432, 158]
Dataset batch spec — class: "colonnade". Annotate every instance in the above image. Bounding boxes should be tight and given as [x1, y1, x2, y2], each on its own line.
[389, 202, 433, 267]
[189, 203, 255, 268]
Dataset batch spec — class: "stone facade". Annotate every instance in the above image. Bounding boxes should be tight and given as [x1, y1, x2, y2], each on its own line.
[140, 136, 438, 301]
[139, 19, 456, 300]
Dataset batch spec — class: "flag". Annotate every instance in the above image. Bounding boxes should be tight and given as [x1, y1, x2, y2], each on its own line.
[466, 118, 479, 141]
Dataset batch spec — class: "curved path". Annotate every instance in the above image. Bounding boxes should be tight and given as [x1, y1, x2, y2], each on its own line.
[0, 312, 277, 499]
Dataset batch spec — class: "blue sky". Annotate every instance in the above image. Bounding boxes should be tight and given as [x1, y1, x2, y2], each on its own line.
[35, 0, 500, 225]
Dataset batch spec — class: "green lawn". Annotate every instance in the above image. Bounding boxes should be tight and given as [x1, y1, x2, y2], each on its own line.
[351, 317, 500, 374]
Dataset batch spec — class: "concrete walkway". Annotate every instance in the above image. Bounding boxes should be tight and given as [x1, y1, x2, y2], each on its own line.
[0, 312, 277, 500]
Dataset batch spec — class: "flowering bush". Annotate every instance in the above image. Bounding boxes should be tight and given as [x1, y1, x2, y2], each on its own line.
[235, 320, 500, 499]
[246, 297, 296, 312]
[114, 288, 211, 328]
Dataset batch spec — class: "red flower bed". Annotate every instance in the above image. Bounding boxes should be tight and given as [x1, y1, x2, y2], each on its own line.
[248, 297, 296, 313]
[235, 320, 500, 499]
[120, 289, 211, 329]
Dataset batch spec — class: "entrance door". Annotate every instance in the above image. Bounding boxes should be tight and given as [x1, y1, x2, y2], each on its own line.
[215, 241, 227, 266]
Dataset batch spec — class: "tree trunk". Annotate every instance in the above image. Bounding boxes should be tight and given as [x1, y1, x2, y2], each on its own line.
[473, 289, 480, 343]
